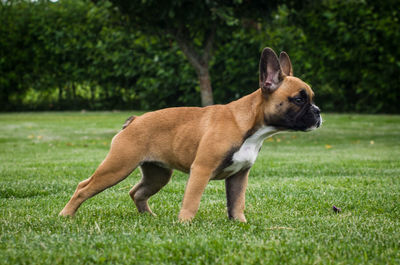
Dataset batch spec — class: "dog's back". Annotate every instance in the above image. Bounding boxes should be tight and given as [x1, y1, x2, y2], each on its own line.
[122, 115, 136, 129]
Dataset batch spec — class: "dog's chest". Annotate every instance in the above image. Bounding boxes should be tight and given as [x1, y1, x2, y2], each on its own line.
[217, 126, 278, 179]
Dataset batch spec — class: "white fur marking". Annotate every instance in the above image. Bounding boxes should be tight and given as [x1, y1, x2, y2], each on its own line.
[223, 126, 279, 176]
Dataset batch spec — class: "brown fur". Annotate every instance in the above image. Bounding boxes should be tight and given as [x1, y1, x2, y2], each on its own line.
[59, 48, 320, 222]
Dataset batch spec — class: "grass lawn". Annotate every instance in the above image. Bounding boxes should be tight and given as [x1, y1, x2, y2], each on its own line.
[0, 111, 399, 264]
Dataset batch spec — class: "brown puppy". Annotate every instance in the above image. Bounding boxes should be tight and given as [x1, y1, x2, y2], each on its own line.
[59, 48, 321, 222]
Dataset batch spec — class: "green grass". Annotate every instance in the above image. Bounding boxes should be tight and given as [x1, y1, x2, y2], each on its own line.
[0, 111, 399, 264]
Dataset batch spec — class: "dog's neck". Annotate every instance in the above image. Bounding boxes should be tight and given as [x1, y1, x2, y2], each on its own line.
[228, 89, 268, 135]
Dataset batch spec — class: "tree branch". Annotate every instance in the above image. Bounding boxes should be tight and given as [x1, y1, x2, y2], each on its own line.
[202, 26, 215, 64]
[170, 25, 215, 76]
[172, 26, 205, 74]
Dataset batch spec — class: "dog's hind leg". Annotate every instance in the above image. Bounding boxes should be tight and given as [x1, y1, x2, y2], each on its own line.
[59, 132, 143, 217]
[129, 162, 172, 215]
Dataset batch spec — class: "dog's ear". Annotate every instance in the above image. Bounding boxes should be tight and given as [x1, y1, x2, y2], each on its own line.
[259, 47, 283, 95]
[279, 51, 293, 76]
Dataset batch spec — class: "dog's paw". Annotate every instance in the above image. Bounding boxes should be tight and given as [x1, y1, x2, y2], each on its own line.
[58, 211, 74, 218]
[138, 211, 157, 217]
[229, 213, 247, 223]
[178, 210, 195, 223]
[58, 209, 74, 217]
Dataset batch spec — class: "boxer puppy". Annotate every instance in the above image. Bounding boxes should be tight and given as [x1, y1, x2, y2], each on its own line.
[60, 47, 321, 222]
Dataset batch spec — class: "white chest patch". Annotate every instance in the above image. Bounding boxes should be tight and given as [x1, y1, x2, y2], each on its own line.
[222, 126, 279, 177]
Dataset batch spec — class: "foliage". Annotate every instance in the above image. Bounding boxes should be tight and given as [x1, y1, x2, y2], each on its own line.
[0, 0, 37, 109]
[108, 0, 278, 106]
[1, 112, 400, 264]
[0, 0, 399, 112]
[292, 0, 400, 112]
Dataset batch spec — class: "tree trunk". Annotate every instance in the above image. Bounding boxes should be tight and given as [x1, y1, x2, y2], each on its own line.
[198, 69, 213, 106]
[173, 27, 215, 106]
[90, 85, 95, 104]
[58, 85, 63, 102]
[72, 83, 76, 100]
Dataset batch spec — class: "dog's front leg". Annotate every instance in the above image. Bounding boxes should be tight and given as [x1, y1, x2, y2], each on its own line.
[178, 165, 213, 222]
[225, 169, 249, 222]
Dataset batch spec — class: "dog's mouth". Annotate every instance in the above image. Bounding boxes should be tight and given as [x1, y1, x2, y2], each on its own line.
[292, 113, 322, 132]
[304, 115, 322, 131]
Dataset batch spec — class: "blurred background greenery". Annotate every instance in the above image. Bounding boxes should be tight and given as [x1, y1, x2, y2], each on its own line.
[1, 0, 399, 113]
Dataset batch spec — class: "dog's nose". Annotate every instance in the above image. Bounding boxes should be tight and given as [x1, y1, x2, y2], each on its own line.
[312, 105, 321, 115]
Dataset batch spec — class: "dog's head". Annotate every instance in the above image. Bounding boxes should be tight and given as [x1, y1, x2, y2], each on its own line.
[259, 47, 321, 131]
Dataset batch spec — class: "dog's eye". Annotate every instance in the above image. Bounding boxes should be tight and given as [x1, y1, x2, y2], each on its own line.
[294, 97, 304, 104]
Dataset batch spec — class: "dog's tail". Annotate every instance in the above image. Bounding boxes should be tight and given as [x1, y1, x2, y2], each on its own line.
[122, 115, 136, 130]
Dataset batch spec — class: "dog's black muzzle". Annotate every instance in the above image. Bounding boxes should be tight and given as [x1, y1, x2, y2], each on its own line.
[268, 104, 322, 131]
[287, 104, 322, 131]
[312, 105, 322, 128]
[300, 104, 321, 131]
